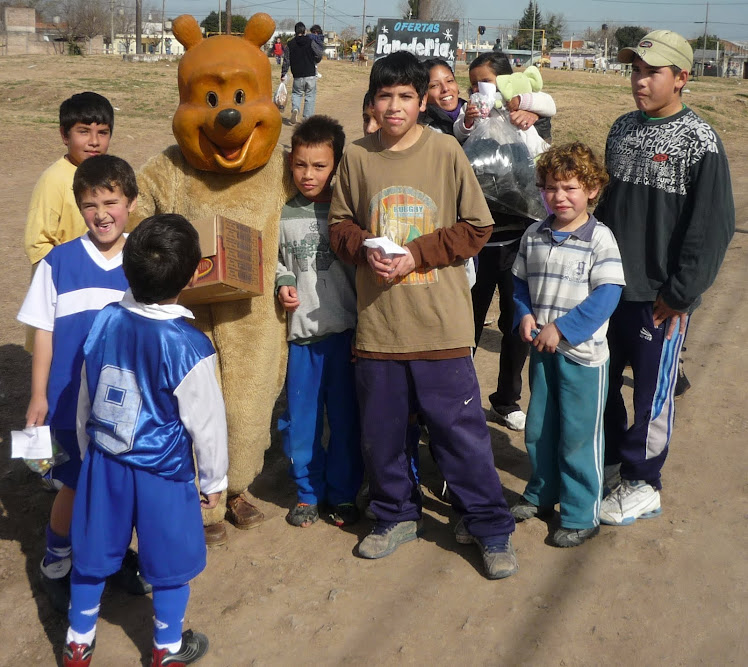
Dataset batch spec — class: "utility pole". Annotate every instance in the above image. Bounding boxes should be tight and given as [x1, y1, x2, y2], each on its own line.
[322, 0, 327, 34]
[226, 0, 232, 34]
[530, 0, 536, 65]
[135, 0, 142, 54]
[110, 0, 114, 54]
[700, 2, 709, 77]
[313, 0, 316, 25]
[218, 0, 221, 33]
[160, 0, 165, 52]
[360, 0, 366, 54]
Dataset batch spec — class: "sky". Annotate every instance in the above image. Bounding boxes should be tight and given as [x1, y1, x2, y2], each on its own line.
[161, 0, 748, 44]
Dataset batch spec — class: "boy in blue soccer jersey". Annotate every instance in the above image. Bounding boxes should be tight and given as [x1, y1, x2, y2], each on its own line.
[63, 215, 228, 667]
[511, 143, 625, 547]
[17, 155, 150, 612]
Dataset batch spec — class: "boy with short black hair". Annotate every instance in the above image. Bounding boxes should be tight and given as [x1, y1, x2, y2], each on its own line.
[328, 51, 517, 580]
[64, 214, 228, 667]
[595, 30, 734, 525]
[17, 155, 147, 613]
[276, 115, 363, 528]
[512, 142, 625, 547]
[25, 92, 114, 265]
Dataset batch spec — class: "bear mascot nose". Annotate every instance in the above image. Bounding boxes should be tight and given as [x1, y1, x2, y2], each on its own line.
[216, 108, 241, 129]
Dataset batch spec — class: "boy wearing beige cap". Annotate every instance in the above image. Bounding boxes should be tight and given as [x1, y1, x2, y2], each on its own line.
[594, 30, 734, 525]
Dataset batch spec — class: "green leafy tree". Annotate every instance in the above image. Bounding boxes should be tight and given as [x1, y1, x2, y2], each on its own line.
[200, 11, 245, 34]
[510, 1, 543, 50]
[614, 25, 647, 49]
[543, 12, 565, 50]
[693, 34, 720, 49]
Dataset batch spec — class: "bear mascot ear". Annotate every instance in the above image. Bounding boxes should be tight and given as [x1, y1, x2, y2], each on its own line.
[172, 14, 203, 51]
[170, 12, 282, 174]
[244, 12, 275, 47]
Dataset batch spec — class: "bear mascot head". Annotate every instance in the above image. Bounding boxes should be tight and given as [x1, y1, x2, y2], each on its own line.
[171, 12, 282, 173]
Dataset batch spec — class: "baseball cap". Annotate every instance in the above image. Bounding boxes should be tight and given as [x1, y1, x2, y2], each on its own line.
[618, 30, 693, 71]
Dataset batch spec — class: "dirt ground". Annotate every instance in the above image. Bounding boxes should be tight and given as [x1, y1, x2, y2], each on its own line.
[0, 56, 746, 666]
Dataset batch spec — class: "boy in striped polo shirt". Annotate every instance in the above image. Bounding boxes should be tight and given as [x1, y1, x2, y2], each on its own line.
[511, 143, 625, 547]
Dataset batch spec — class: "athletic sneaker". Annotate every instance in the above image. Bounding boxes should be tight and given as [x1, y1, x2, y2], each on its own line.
[599, 480, 661, 526]
[490, 408, 526, 431]
[329, 502, 360, 527]
[109, 548, 152, 595]
[40, 557, 71, 614]
[63, 639, 95, 667]
[674, 360, 691, 398]
[454, 520, 519, 579]
[510, 498, 554, 522]
[358, 520, 421, 559]
[290, 108, 299, 124]
[472, 534, 519, 580]
[151, 630, 209, 666]
[286, 503, 319, 527]
[552, 525, 600, 548]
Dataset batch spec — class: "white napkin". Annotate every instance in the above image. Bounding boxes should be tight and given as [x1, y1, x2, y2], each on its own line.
[11, 425, 53, 459]
[363, 237, 407, 260]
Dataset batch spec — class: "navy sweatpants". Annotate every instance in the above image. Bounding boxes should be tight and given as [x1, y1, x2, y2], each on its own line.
[604, 301, 688, 490]
[355, 356, 515, 539]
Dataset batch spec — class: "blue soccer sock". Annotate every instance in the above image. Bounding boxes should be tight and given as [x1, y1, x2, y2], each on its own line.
[67, 569, 106, 641]
[43, 524, 72, 568]
[152, 583, 190, 651]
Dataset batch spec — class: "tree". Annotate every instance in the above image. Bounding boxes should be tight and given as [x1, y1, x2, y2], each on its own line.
[694, 34, 720, 49]
[614, 25, 647, 49]
[49, 0, 109, 53]
[398, 0, 462, 20]
[276, 17, 296, 31]
[200, 10, 246, 33]
[543, 13, 566, 50]
[510, 1, 543, 50]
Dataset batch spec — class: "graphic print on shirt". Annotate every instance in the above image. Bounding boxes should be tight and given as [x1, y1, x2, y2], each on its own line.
[279, 219, 336, 273]
[90, 365, 143, 455]
[606, 111, 719, 196]
[369, 186, 438, 286]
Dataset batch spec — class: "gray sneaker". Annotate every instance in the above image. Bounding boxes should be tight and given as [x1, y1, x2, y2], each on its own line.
[474, 535, 519, 580]
[290, 108, 299, 124]
[510, 498, 554, 522]
[358, 520, 421, 559]
[552, 525, 600, 548]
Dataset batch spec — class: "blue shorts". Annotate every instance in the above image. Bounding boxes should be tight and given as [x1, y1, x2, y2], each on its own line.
[71, 447, 206, 587]
[51, 428, 82, 489]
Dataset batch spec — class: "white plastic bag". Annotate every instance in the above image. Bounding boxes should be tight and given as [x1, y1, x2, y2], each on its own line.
[274, 81, 288, 110]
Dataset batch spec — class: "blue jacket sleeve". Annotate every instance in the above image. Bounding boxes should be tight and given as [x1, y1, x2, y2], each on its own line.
[512, 276, 533, 333]
[554, 283, 622, 347]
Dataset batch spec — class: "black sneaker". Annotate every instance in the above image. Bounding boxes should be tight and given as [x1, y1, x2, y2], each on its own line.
[329, 502, 360, 527]
[109, 548, 152, 595]
[40, 557, 71, 614]
[63, 638, 96, 667]
[674, 360, 691, 398]
[151, 630, 209, 666]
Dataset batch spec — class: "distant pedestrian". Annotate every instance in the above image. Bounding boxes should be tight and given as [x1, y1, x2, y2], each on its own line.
[281, 22, 323, 124]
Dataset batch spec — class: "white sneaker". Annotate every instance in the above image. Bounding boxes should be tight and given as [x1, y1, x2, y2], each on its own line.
[491, 408, 526, 431]
[599, 480, 661, 526]
[290, 109, 299, 124]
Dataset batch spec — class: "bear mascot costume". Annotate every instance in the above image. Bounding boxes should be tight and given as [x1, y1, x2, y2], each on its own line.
[131, 12, 294, 545]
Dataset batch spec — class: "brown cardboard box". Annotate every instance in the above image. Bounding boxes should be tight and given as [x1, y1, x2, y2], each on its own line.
[180, 215, 263, 305]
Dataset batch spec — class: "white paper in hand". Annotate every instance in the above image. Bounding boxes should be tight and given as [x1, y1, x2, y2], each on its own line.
[363, 237, 406, 260]
[11, 425, 53, 459]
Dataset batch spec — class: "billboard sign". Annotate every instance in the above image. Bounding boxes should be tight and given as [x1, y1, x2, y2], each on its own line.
[374, 19, 459, 69]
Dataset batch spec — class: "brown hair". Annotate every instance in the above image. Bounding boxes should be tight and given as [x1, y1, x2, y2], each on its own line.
[536, 142, 609, 204]
[291, 114, 345, 166]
